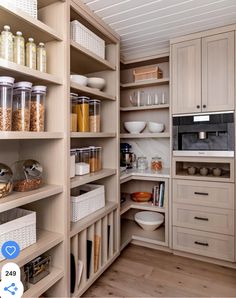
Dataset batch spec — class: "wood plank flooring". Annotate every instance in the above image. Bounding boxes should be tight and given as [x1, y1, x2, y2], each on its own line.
[83, 244, 236, 297]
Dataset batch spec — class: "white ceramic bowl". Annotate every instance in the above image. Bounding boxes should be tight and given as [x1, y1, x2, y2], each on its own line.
[87, 77, 106, 90]
[124, 121, 146, 134]
[135, 211, 164, 231]
[70, 74, 88, 86]
[148, 122, 165, 133]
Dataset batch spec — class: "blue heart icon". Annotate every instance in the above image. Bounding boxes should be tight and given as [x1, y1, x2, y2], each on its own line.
[1, 241, 20, 259]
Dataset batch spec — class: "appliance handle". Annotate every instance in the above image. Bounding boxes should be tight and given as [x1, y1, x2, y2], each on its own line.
[194, 241, 209, 247]
[194, 192, 209, 196]
[194, 216, 209, 221]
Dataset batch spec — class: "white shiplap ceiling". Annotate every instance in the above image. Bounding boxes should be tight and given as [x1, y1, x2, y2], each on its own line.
[83, 0, 236, 62]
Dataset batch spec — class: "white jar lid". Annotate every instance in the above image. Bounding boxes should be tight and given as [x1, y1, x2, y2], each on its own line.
[16, 31, 22, 36]
[28, 37, 34, 42]
[32, 85, 47, 93]
[14, 81, 32, 89]
[4, 25, 10, 31]
[0, 76, 15, 85]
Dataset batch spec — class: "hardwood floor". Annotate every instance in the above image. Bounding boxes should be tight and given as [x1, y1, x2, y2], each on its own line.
[83, 244, 236, 297]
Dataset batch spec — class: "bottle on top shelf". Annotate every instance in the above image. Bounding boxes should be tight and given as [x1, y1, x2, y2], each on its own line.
[37, 42, 47, 72]
[13, 31, 25, 66]
[0, 25, 14, 62]
[26, 38, 36, 70]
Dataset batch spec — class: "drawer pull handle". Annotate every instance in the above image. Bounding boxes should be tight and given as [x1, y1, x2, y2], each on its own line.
[194, 216, 209, 221]
[194, 241, 209, 247]
[194, 192, 209, 196]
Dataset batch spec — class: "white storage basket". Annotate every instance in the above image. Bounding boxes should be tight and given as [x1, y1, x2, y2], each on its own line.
[0, 0, 37, 19]
[0, 208, 36, 261]
[70, 20, 105, 59]
[71, 184, 105, 222]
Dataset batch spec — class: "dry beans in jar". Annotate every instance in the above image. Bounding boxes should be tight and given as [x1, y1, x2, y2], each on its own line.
[77, 96, 89, 132]
[70, 93, 78, 132]
[0, 76, 15, 131]
[89, 99, 101, 133]
[30, 85, 47, 132]
[12, 81, 32, 131]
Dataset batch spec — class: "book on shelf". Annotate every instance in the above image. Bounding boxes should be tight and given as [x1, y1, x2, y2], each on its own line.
[152, 182, 165, 207]
[86, 240, 92, 279]
[94, 235, 101, 273]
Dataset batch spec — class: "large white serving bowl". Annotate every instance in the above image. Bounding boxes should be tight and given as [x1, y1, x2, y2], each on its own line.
[148, 122, 165, 133]
[70, 74, 88, 86]
[135, 211, 164, 231]
[124, 121, 146, 134]
[87, 77, 106, 90]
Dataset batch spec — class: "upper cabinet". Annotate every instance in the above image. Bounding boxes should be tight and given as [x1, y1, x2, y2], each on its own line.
[171, 31, 235, 114]
[172, 39, 201, 114]
[202, 32, 234, 112]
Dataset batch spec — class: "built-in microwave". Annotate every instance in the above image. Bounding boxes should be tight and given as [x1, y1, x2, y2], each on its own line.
[172, 111, 235, 157]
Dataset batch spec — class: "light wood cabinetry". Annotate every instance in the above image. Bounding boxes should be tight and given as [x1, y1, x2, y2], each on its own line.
[202, 32, 234, 112]
[172, 39, 201, 114]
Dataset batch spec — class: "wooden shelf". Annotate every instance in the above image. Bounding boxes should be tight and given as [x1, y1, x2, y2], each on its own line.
[0, 59, 62, 85]
[120, 78, 169, 89]
[121, 219, 166, 249]
[120, 104, 169, 112]
[70, 40, 116, 74]
[71, 168, 116, 189]
[70, 81, 116, 101]
[120, 197, 165, 216]
[0, 4, 63, 43]
[71, 132, 116, 138]
[70, 201, 118, 237]
[0, 131, 64, 140]
[38, 0, 65, 9]
[0, 230, 64, 270]
[120, 168, 170, 184]
[0, 184, 63, 213]
[23, 267, 64, 297]
[120, 132, 170, 139]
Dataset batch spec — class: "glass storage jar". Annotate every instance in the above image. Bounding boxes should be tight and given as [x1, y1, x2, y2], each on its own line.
[30, 85, 47, 132]
[26, 38, 36, 70]
[13, 31, 25, 66]
[75, 147, 90, 175]
[0, 25, 13, 62]
[0, 163, 13, 198]
[37, 42, 47, 72]
[151, 156, 163, 172]
[12, 81, 32, 131]
[89, 146, 97, 172]
[137, 156, 148, 170]
[89, 99, 101, 132]
[77, 96, 89, 132]
[96, 147, 102, 171]
[0, 76, 14, 131]
[70, 93, 78, 132]
[12, 159, 43, 192]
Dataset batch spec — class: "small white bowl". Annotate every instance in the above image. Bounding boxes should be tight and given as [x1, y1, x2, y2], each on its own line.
[124, 121, 146, 134]
[87, 77, 106, 90]
[70, 74, 88, 86]
[148, 122, 165, 133]
[135, 211, 164, 231]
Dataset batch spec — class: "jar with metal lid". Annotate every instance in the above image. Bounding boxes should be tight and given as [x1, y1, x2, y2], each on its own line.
[0, 25, 14, 62]
[77, 96, 89, 132]
[70, 93, 78, 132]
[137, 156, 148, 170]
[89, 99, 101, 132]
[13, 31, 25, 66]
[37, 42, 47, 72]
[12, 81, 32, 131]
[0, 163, 13, 198]
[75, 147, 90, 175]
[30, 85, 47, 132]
[0, 76, 14, 131]
[26, 38, 36, 70]
[151, 156, 163, 172]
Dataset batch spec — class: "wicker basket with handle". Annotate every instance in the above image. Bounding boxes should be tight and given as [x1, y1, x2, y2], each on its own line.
[133, 66, 163, 82]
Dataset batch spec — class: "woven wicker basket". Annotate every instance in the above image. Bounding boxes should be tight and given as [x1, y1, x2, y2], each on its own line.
[133, 66, 163, 82]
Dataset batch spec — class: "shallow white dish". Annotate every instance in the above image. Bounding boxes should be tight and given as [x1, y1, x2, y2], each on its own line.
[70, 74, 88, 86]
[124, 121, 146, 134]
[87, 77, 106, 90]
[148, 122, 165, 133]
[135, 211, 164, 231]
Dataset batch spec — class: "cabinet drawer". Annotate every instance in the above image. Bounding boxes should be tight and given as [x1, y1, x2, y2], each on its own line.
[173, 227, 234, 262]
[173, 179, 234, 209]
[173, 204, 234, 235]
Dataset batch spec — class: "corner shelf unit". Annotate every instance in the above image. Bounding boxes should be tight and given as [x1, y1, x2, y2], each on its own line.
[120, 78, 169, 89]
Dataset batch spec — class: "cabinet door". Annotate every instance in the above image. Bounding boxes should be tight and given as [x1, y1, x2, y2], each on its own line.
[202, 32, 234, 112]
[172, 39, 201, 114]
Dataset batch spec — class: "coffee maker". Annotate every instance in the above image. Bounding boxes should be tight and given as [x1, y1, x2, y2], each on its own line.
[120, 143, 136, 169]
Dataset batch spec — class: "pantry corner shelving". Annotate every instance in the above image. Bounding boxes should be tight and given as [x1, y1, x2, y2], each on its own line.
[120, 104, 169, 111]
[120, 78, 169, 89]
[120, 132, 170, 139]
[70, 132, 116, 138]
[0, 131, 64, 140]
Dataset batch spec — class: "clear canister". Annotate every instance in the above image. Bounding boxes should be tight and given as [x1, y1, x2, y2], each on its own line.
[26, 38, 36, 70]
[89, 99, 101, 132]
[13, 82, 32, 131]
[77, 96, 89, 132]
[96, 146, 102, 171]
[0, 76, 14, 131]
[30, 86, 47, 132]
[37, 42, 47, 72]
[89, 146, 102, 172]
[70, 149, 76, 178]
[0, 25, 14, 62]
[151, 156, 163, 172]
[70, 93, 78, 132]
[76, 148, 90, 164]
[13, 31, 25, 66]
